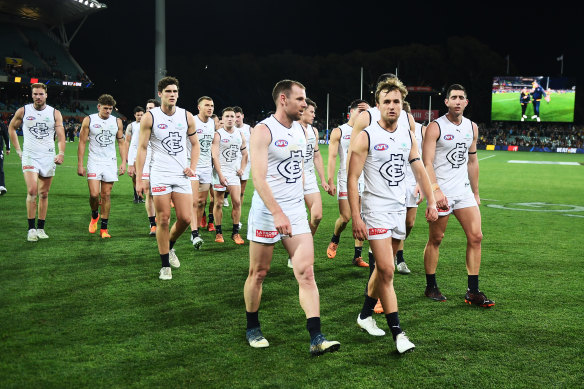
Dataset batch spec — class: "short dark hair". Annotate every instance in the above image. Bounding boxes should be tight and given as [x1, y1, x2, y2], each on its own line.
[197, 96, 213, 105]
[402, 101, 411, 113]
[133, 106, 145, 114]
[146, 99, 160, 107]
[233, 106, 243, 114]
[305, 98, 317, 109]
[272, 79, 305, 105]
[376, 73, 397, 86]
[349, 99, 368, 110]
[222, 107, 235, 115]
[446, 84, 467, 98]
[157, 76, 179, 93]
[210, 113, 218, 119]
[98, 94, 116, 106]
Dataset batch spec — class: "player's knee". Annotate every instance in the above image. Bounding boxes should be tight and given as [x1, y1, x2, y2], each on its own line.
[376, 263, 395, 284]
[468, 231, 483, 246]
[312, 213, 322, 226]
[38, 190, 49, 200]
[89, 194, 100, 203]
[232, 197, 241, 209]
[26, 193, 37, 203]
[339, 213, 350, 225]
[295, 264, 316, 284]
[157, 214, 171, 227]
[251, 267, 269, 283]
[429, 232, 444, 246]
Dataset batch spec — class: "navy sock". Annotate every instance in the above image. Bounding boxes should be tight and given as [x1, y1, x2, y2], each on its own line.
[161, 253, 170, 267]
[208, 213, 214, 223]
[468, 275, 479, 293]
[37, 219, 45, 229]
[28, 218, 35, 230]
[169, 240, 176, 250]
[306, 317, 321, 341]
[216, 225, 222, 234]
[354, 246, 363, 259]
[149, 216, 156, 227]
[91, 210, 99, 219]
[133, 187, 138, 201]
[100, 219, 108, 230]
[232, 223, 239, 235]
[191, 229, 199, 238]
[385, 312, 402, 340]
[246, 311, 260, 330]
[426, 273, 437, 288]
[360, 295, 378, 320]
[331, 234, 340, 244]
[396, 250, 404, 264]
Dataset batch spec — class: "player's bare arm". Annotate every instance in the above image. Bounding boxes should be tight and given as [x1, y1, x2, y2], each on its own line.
[54, 110, 66, 164]
[8, 107, 24, 157]
[211, 132, 227, 186]
[347, 130, 368, 241]
[346, 110, 370, 172]
[125, 123, 134, 176]
[422, 121, 448, 210]
[239, 132, 248, 176]
[116, 118, 126, 175]
[326, 127, 341, 196]
[186, 111, 200, 176]
[312, 127, 329, 192]
[467, 122, 480, 205]
[409, 137, 438, 222]
[77, 116, 91, 177]
[135, 112, 152, 195]
[251, 123, 291, 236]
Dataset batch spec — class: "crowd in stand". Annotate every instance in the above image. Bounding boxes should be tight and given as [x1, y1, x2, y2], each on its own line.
[477, 122, 584, 149]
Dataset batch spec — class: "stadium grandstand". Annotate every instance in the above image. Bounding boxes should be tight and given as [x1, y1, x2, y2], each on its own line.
[0, 0, 125, 135]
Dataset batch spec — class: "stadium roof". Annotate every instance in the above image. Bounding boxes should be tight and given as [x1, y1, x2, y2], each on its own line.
[0, 0, 106, 25]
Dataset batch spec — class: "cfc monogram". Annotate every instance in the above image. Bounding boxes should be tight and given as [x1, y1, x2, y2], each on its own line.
[29, 123, 51, 139]
[162, 132, 184, 155]
[446, 143, 468, 168]
[96, 129, 114, 147]
[222, 145, 239, 162]
[379, 154, 405, 186]
[277, 150, 303, 183]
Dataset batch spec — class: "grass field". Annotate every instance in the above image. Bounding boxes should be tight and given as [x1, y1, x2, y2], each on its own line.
[1, 142, 584, 388]
[491, 92, 575, 122]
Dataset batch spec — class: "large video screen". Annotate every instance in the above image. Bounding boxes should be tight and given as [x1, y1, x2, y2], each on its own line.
[491, 76, 576, 122]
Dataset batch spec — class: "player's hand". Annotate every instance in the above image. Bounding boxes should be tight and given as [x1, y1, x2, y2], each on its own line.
[352, 216, 368, 241]
[414, 185, 424, 205]
[220, 175, 229, 187]
[136, 179, 145, 196]
[434, 189, 449, 211]
[327, 179, 336, 196]
[16, 149, 22, 159]
[321, 181, 330, 193]
[236, 169, 243, 177]
[119, 163, 126, 176]
[357, 102, 369, 112]
[54, 153, 64, 165]
[183, 167, 195, 177]
[77, 166, 86, 177]
[474, 193, 481, 206]
[127, 165, 135, 177]
[425, 203, 438, 223]
[273, 210, 292, 237]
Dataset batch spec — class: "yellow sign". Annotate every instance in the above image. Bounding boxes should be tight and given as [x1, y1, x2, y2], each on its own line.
[5, 57, 23, 66]
[14, 77, 22, 83]
[486, 145, 495, 151]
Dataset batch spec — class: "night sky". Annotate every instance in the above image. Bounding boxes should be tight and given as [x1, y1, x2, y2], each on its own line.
[68, 0, 581, 121]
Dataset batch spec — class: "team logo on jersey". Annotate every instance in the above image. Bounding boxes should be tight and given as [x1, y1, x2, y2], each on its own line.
[29, 123, 51, 140]
[275, 139, 288, 147]
[379, 154, 405, 186]
[446, 143, 467, 168]
[161, 132, 183, 155]
[305, 144, 314, 163]
[444, 134, 454, 141]
[222, 145, 239, 162]
[256, 229, 278, 238]
[342, 135, 351, 140]
[157, 124, 168, 129]
[95, 129, 114, 147]
[374, 144, 389, 151]
[200, 137, 212, 152]
[25, 116, 36, 121]
[369, 228, 389, 236]
[277, 150, 303, 183]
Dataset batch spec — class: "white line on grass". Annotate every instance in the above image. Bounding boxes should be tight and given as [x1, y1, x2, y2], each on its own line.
[508, 160, 580, 165]
[479, 155, 496, 161]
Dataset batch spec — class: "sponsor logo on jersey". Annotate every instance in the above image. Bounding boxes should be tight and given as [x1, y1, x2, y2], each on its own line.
[277, 150, 303, 183]
[339, 191, 348, 197]
[157, 124, 168, 129]
[342, 135, 351, 139]
[196, 128, 203, 133]
[152, 186, 166, 193]
[374, 144, 389, 151]
[256, 229, 278, 238]
[369, 228, 389, 235]
[379, 154, 405, 186]
[92, 124, 101, 128]
[221, 138, 229, 143]
[213, 184, 225, 189]
[87, 173, 97, 178]
[275, 139, 288, 147]
[23, 165, 35, 170]
[25, 116, 36, 121]
[444, 134, 454, 141]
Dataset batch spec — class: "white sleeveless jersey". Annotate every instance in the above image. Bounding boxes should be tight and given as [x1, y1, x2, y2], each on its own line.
[361, 121, 412, 213]
[127, 121, 140, 155]
[22, 104, 56, 156]
[302, 123, 317, 172]
[237, 124, 251, 162]
[252, 115, 306, 209]
[337, 123, 352, 175]
[432, 115, 474, 197]
[88, 113, 118, 162]
[216, 128, 243, 173]
[405, 122, 424, 185]
[192, 115, 215, 167]
[367, 106, 410, 132]
[148, 106, 189, 178]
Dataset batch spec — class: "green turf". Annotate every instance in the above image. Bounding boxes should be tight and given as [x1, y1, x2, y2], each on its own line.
[1, 141, 584, 388]
[491, 92, 575, 122]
